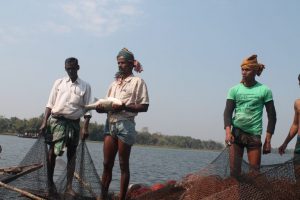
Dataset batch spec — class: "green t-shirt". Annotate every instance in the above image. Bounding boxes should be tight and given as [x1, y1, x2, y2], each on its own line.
[227, 82, 273, 135]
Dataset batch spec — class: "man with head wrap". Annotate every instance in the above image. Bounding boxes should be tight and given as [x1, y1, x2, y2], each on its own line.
[223, 54, 277, 176]
[96, 48, 149, 200]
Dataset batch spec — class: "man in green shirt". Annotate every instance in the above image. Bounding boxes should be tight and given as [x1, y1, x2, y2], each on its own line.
[224, 54, 277, 176]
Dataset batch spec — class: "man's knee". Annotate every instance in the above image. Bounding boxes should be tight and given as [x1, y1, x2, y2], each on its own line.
[103, 161, 114, 171]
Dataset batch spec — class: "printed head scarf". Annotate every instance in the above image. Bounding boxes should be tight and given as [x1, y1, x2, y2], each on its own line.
[241, 54, 265, 76]
[117, 48, 143, 73]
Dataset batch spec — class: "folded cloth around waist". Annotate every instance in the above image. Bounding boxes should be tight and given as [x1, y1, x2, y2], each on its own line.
[46, 115, 80, 156]
[51, 115, 80, 123]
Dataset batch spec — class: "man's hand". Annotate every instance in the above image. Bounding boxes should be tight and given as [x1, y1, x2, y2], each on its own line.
[112, 103, 125, 112]
[225, 127, 234, 146]
[95, 104, 106, 113]
[263, 140, 271, 154]
[225, 133, 234, 146]
[278, 143, 287, 155]
[39, 122, 47, 136]
[263, 132, 272, 154]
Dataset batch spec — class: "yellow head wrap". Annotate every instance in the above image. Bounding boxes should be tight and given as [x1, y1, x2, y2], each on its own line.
[241, 54, 265, 76]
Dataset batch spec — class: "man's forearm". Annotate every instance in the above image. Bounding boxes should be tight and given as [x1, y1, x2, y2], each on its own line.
[43, 107, 52, 123]
[124, 104, 149, 112]
[265, 132, 272, 143]
[83, 116, 91, 129]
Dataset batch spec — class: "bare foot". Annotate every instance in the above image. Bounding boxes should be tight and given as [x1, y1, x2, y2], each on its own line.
[48, 182, 57, 194]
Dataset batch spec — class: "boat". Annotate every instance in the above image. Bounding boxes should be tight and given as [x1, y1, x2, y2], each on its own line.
[17, 132, 38, 138]
[0, 163, 43, 184]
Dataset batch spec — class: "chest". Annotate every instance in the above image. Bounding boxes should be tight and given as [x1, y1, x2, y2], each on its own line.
[110, 81, 135, 100]
[57, 81, 85, 96]
[235, 90, 265, 108]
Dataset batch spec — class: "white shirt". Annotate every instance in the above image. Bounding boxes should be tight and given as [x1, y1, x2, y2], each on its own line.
[46, 77, 92, 120]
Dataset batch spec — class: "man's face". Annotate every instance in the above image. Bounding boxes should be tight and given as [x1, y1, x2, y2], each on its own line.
[117, 56, 133, 75]
[65, 63, 79, 80]
[241, 67, 256, 82]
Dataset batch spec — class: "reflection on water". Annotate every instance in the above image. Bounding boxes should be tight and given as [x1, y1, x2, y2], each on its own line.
[0, 135, 292, 191]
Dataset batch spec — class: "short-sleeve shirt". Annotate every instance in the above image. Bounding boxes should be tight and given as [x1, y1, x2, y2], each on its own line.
[46, 77, 92, 120]
[227, 82, 273, 135]
[106, 75, 149, 123]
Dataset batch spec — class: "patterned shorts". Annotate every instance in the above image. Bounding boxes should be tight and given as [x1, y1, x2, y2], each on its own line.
[232, 127, 262, 149]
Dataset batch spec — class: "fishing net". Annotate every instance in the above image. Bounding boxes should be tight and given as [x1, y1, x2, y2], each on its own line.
[0, 137, 102, 200]
[54, 140, 102, 200]
[129, 146, 300, 200]
[2, 138, 300, 200]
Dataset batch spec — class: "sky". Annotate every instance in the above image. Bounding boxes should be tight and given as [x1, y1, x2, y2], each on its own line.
[0, 0, 299, 148]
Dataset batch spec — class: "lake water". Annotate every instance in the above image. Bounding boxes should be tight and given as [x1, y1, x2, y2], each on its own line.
[0, 135, 293, 192]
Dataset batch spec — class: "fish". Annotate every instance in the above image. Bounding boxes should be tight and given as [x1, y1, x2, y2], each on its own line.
[84, 97, 122, 111]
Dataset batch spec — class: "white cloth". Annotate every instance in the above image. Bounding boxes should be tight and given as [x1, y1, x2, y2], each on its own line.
[46, 77, 92, 120]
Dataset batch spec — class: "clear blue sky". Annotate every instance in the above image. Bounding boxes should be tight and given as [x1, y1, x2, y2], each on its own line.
[0, 0, 299, 148]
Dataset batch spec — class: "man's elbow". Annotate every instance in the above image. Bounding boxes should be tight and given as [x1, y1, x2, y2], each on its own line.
[142, 104, 149, 112]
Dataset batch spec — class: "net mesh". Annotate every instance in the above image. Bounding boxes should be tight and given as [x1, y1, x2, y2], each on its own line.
[130, 146, 300, 200]
[1, 139, 300, 200]
[0, 137, 102, 200]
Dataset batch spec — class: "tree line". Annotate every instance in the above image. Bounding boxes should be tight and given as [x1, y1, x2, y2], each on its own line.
[0, 115, 224, 150]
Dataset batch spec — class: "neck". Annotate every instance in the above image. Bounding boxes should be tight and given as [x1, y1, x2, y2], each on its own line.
[121, 72, 133, 79]
[243, 79, 256, 87]
[70, 76, 78, 83]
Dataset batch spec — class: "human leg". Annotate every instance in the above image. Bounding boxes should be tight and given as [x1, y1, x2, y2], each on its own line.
[47, 144, 57, 191]
[118, 139, 132, 200]
[101, 135, 118, 199]
[247, 147, 261, 172]
[246, 134, 262, 172]
[230, 144, 244, 177]
[65, 145, 77, 195]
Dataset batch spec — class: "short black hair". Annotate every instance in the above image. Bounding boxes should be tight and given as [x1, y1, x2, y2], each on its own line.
[65, 57, 79, 66]
[298, 74, 300, 81]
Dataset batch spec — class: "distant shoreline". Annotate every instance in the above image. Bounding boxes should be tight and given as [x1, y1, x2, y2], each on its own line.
[0, 133, 221, 152]
[0, 133, 292, 154]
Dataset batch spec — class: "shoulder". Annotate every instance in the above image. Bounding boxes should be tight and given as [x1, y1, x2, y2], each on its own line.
[295, 99, 300, 107]
[78, 78, 91, 88]
[257, 82, 271, 91]
[228, 83, 242, 92]
[53, 77, 65, 86]
[130, 76, 147, 85]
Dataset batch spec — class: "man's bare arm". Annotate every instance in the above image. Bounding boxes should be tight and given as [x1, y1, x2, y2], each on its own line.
[279, 100, 300, 155]
[39, 107, 52, 135]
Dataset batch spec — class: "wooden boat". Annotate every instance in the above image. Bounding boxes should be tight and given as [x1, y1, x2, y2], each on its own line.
[0, 163, 43, 183]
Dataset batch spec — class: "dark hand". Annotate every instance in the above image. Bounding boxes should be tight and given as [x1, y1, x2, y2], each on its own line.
[225, 133, 234, 146]
[39, 123, 47, 136]
[278, 143, 287, 155]
[112, 103, 125, 112]
[263, 141, 271, 154]
[95, 104, 106, 113]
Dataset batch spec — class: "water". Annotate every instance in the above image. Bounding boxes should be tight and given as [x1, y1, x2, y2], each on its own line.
[0, 135, 293, 192]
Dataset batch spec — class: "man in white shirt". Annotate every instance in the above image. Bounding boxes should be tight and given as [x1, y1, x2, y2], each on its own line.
[39, 57, 92, 196]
